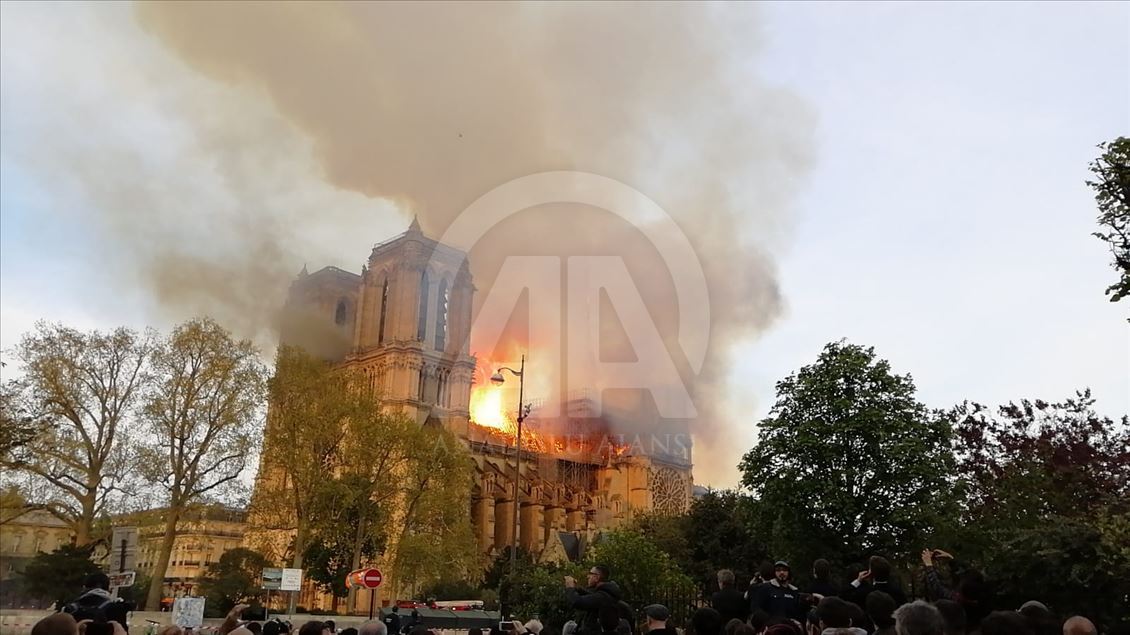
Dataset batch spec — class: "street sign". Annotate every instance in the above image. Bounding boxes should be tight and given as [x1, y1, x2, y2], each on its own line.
[347, 568, 383, 589]
[108, 571, 136, 589]
[109, 527, 138, 573]
[262, 568, 283, 590]
[280, 568, 303, 591]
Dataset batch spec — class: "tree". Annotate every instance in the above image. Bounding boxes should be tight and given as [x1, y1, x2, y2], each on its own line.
[1087, 137, 1130, 304]
[587, 530, 694, 607]
[1, 323, 153, 545]
[20, 543, 103, 608]
[197, 547, 272, 617]
[138, 318, 268, 610]
[947, 391, 1130, 624]
[739, 341, 956, 572]
[0, 378, 43, 460]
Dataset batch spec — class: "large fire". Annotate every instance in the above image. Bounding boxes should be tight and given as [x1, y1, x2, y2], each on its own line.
[468, 377, 630, 460]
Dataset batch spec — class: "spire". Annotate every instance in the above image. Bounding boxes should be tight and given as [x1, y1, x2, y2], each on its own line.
[408, 215, 422, 234]
[299, 263, 309, 277]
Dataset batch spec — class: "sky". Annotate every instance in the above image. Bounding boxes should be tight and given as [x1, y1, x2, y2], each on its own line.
[1, 2, 1127, 488]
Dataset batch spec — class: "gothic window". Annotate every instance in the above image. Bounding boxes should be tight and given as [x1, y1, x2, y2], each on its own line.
[334, 299, 347, 326]
[417, 271, 429, 341]
[418, 367, 426, 401]
[378, 280, 389, 344]
[648, 467, 689, 515]
[434, 279, 449, 351]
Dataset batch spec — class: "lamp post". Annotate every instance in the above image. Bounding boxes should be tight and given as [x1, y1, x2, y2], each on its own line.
[490, 354, 529, 576]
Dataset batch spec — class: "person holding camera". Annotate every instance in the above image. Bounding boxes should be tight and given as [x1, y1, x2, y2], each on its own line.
[564, 565, 629, 635]
[62, 573, 134, 634]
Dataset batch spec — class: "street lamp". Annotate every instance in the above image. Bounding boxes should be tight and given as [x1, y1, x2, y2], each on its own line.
[491, 355, 529, 575]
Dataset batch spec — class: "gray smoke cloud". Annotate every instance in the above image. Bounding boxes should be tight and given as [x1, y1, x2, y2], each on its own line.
[3, 2, 814, 485]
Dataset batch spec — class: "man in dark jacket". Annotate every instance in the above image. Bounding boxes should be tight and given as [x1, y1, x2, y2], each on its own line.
[750, 561, 804, 622]
[808, 560, 838, 599]
[381, 607, 401, 635]
[845, 556, 907, 610]
[63, 573, 133, 633]
[710, 570, 748, 625]
[642, 605, 677, 635]
[565, 565, 625, 635]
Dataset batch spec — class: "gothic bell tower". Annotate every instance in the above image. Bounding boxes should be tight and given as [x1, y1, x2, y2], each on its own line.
[345, 218, 476, 433]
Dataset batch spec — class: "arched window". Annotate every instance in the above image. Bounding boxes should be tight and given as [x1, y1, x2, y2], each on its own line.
[434, 279, 449, 351]
[334, 299, 347, 326]
[417, 271, 429, 341]
[378, 280, 389, 344]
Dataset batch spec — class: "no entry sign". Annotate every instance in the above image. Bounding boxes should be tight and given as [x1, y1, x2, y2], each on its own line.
[347, 567, 383, 589]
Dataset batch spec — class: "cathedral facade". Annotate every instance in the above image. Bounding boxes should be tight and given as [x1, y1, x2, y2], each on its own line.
[267, 220, 693, 594]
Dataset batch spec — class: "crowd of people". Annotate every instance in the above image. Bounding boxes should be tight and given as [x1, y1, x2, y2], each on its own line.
[26, 551, 1114, 635]
[560, 553, 1111, 635]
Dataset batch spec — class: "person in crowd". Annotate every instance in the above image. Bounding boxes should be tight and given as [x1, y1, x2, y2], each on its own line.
[750, 562, 805, 622]
[33, 613, 82, 635]
[763, 621, 802, 635]
[359, 622, 386, 635]
[468, 629, 483, 635]
[246, 625, 263, 635]
[749, 611, 770, 635]
[892, 602, 943, 635]
[383, 607, 403, 635]
[599, 606, 624, 635]
[644, 606, 676, 635]
[263, 622, 283, 635]
[812, 597, 865, 635]
[298, 622, 330, 635]
[524, 620, 544, 635]
[324, 622, 336, 635]
[62, 572, 134, 633]
[219, 604, 252, 635]
[864, 592, 896, 635]
[809, 561, 838, 599]
[690, 608, 724, 635]
[846, 557, 906, 609]
[339, 629, 357, 635]
[930, 601, 964, 635]
[563, 622, 579, 635]
[1062, 617, 1097, 635]
[746, 563, 776, 604]
[1017, 602, 1058, 635]
[714, 570, 750, 625]
[565, 564, 626, 635]
[725, 620, 745, 635]
[979, 612, 1032, 635]
[920, 549, 990, 627]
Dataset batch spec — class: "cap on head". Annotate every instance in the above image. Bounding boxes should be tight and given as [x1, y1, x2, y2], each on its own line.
[644, 605, 670, 622]
[774, 560, 790, 569]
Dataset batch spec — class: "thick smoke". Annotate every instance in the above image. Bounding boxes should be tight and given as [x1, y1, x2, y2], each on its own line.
[4, 2, 814, 485]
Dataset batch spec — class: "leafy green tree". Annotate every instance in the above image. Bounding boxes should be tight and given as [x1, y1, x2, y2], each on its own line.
[1, 323, 153, 545]
[1087, 136, 1130, 303]
[197, 547, 272, 616]
[19, 543, 102, 608]
[587, 530, 694, 609]
[139, 318, 268, 610]
[739, 341, 956, 572]
[946, 391, 1130, 625]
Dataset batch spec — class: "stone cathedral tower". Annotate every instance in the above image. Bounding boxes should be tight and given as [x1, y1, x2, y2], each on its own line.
[280, 217, 477, 433]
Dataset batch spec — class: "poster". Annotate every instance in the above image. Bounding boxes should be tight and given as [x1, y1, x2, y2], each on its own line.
[172, 597, 205, 628]
[280, 568, 303, 592]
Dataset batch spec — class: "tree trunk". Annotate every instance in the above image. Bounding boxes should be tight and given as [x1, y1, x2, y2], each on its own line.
[347, 516, 366, 614]
[145, 508, 181, 611]
[74, 493, 97, 546]
[288, 520, 307, 615]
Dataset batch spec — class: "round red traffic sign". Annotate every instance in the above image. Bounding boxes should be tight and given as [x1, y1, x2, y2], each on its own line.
[361, 568, 383, 589]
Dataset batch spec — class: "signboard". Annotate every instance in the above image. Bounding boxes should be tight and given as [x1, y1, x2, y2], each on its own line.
[108, 571, 136, 589]
[263, 568, 283, 590]
[263, 567, 302, 591]
[280, 568, 303, 591]
[172, 597, 205, 628]
[109, 527, 139, 573]
[346, 568, 383, 589]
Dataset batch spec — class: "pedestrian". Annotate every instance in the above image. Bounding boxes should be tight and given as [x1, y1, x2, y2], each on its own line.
[644, 605, 677, 635]
[565, 564, 627, 635]
[713, 570, 750, 625]
[750, 562, 805, 622]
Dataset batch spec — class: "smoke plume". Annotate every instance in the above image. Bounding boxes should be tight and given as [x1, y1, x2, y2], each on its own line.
[3, 2, 814, 485]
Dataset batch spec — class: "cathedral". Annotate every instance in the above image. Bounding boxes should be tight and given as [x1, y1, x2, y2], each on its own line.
[261, 219, 694, 601]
